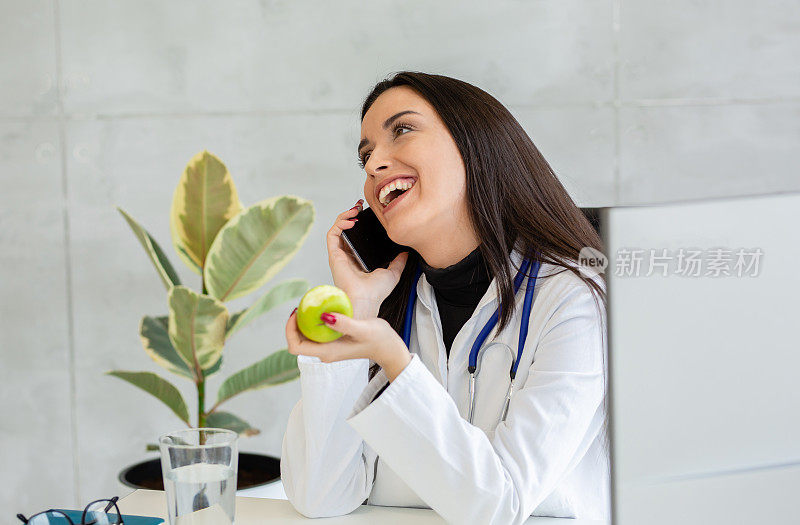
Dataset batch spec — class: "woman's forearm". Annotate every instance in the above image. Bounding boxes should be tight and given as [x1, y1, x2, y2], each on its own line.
[348, 297, 412, 381]
[374, 339, 413, 382]
[281, 357, 378, 517]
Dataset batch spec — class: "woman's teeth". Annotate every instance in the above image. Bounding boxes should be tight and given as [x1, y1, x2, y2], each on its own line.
[379, 179, 415, 207]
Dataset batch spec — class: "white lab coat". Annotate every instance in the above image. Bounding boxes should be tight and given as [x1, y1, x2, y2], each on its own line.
[281, 248, 609, 524]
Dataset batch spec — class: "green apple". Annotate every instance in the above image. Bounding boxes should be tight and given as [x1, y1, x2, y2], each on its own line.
[296, 285, 354, 343]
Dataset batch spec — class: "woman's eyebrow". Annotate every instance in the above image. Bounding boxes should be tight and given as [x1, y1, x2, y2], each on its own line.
[358, 110, 422, 154]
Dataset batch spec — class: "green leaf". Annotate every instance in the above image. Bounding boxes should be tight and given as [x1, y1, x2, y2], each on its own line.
[216, 350, 299, 406]
[172, 235, 202, 275]
[140, 315, 223, 378]
[170, 151, 243, 271]
[139, 315, 194, 379]
[168, 285, 228, 371]
[117, 207, 182, 290]
[204, 354, 224, 377]
[106, 371, 190, 425]
[204, 196, 314, 302]
[205, 411, 260, 437]
[226, 278, 309, 339]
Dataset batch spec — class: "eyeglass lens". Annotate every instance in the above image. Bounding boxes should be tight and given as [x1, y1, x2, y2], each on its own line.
[27, 510, 74, 525]
[83, 500, 121, 524]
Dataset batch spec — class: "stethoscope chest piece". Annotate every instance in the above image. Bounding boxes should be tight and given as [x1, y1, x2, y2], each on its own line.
[467, 341, 515, 426]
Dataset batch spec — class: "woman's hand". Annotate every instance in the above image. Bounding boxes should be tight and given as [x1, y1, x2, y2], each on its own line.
[286, 308, 412, 382]
[327, 199, 409, 318]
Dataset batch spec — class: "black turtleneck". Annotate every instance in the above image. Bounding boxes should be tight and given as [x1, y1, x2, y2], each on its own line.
[419, 246, 493, 356]
[369, 245, 504, 403]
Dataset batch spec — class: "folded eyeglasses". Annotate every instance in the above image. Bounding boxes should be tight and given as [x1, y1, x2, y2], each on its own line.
[17, 496, 123, 524]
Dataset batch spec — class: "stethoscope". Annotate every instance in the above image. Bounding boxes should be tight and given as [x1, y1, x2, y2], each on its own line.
[402, 254, 541, 424]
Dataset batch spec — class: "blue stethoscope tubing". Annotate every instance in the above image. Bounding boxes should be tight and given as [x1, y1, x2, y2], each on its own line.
[401, 253, 542, 424]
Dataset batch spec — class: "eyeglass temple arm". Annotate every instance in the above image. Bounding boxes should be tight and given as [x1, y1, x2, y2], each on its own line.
[107, 496, 124, 524]
[16, 513, 28, 523]
[104, 496, 119, 513]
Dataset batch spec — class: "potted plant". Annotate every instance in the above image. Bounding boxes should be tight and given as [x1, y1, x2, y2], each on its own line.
[109, 150, 314, 491]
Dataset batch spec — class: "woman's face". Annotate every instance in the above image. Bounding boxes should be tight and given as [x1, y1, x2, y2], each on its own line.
[359, 86, 473, 257]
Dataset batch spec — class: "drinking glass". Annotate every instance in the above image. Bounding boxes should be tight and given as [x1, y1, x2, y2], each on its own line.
[159, 428, 238, 525]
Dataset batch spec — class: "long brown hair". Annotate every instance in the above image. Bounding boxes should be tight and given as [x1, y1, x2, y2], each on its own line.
[362, 72, 608, 442]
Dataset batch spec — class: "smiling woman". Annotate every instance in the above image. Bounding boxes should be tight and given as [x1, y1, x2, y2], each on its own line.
[281, 71, 609, 524]
[355, 84, 490, 273]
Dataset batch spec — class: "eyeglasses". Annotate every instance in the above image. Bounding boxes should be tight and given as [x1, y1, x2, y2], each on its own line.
[16, 496, 124, 524]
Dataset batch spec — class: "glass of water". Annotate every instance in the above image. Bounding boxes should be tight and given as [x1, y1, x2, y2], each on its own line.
[159, 428, 238, 525]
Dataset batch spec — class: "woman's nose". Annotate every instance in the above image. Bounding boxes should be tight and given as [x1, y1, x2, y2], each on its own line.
[365, 146, 391, 173]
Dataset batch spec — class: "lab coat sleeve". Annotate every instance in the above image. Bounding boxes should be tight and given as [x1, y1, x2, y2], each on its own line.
[280, 355, 380, 518]
[345, 279, 606, 525]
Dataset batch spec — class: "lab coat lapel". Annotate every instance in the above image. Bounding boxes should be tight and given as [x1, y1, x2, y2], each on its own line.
[411, 248, 527, 396]
[414, 272, 449, 385]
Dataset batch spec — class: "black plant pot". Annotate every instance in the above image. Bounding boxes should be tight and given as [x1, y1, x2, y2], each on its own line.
[119, 452, 281, 491]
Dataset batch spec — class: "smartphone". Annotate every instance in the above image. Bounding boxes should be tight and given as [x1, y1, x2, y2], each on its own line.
[341, 206, 408, 272]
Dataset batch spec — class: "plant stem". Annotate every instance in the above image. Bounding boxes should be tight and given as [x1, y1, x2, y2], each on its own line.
[197, 378, 206, 428]
[198, 270, 207, 445]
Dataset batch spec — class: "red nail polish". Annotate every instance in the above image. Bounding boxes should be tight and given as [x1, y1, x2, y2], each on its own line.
[320, 312, 336, 325]
[289, 307, 297, 318]
[348, 218, 358, 222]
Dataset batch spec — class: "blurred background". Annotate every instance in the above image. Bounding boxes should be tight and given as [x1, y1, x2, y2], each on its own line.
[1, 0, 798, 513]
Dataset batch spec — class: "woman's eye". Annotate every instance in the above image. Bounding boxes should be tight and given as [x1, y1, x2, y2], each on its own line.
[393, 122, 413, 136]
[357, 123, 413, 168]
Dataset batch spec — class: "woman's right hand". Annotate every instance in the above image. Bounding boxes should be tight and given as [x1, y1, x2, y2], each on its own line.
[327, 199, 409, 318]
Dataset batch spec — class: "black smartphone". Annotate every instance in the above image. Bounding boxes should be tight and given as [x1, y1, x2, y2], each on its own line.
[341, 206, 408, 272]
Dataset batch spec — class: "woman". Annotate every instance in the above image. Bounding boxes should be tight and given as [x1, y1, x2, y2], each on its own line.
[281, 71, 608, 524]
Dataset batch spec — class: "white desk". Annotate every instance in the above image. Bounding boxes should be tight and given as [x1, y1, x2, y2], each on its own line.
[119, 489, 607, 524]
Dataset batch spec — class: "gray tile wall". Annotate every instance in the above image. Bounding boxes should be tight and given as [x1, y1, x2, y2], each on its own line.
[2, 0, 798, 512]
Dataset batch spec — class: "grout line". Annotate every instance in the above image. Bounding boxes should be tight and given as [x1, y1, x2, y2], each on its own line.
[2, 95, 800, 123]
[52, 0, 81, 507]
[612, 187, 800, 208]
[638, 458, 800, 485]
[625, 95, 800, 107]
[612, 0, 622, 206]
[0, 114, 62, 122]
[608, 3, 623, 516]
[608, 4, 623, 516]
[68, 107, 359, 120]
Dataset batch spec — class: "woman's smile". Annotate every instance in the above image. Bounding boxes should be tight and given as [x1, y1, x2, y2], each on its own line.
[377, 177, 416, 206]
[381, 179, 417, 215]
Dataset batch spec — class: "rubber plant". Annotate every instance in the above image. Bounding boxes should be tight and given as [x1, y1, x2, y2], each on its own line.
[107, 150, 314, 443]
